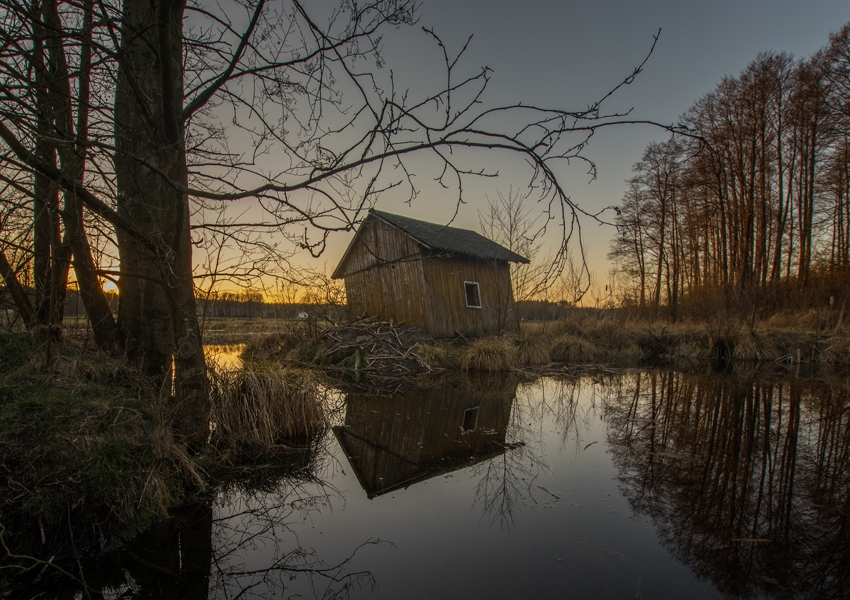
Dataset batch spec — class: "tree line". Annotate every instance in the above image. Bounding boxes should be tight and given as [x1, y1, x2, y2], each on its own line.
[609, 22, 850, 319]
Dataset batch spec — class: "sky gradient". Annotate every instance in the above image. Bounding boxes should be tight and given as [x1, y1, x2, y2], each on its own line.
[321, 0, 850, 284]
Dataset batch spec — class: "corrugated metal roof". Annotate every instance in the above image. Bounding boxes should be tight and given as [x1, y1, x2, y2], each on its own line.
[370, 209, 530, 264]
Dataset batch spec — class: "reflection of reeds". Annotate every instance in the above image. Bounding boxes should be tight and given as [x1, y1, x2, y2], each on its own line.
[209, 366, 328, 455]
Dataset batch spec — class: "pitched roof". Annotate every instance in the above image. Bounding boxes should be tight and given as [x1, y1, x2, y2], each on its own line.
[331, 209, 530, 279]
[370, 209, 529, 263]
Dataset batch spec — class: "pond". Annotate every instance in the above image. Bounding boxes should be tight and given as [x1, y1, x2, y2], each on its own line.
[44, 369, 850, 599]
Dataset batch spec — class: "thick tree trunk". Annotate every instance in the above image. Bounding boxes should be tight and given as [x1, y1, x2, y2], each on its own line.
[31, 0, 62, 326]
[115, 0, 208, 445]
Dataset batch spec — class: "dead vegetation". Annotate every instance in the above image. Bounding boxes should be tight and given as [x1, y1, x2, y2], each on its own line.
[0, 333, 204, 574]
[460, 337, 517, 372]
[0, 330, 334, 585]
[238, 310, 850, 376]
[209, 366, 329, 457]
[244, 317, 436, 375]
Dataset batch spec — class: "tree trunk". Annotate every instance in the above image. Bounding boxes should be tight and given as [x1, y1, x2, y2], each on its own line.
[115, 0, 208, 445]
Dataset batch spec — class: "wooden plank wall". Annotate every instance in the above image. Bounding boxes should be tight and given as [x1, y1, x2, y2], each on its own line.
[339, 217, 431, 329]
[420, 255, 517, 337]
[339, 215, 518, 337]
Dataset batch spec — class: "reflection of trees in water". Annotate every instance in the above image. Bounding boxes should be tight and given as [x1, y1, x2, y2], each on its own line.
[604, 372, 850, 599]
[207, 465, 378, 599]
[29, 441, 378, 599]
[472, 376, 596, 529]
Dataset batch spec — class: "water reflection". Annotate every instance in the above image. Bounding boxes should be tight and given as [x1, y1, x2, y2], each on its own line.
[31, 443, 374, 599]
[334, 374, 545, 529]
[204, 344, 245, 370]
[20, 370, 850, 599]
[334, 375, 518, 498]
[604, 372, 850, 599]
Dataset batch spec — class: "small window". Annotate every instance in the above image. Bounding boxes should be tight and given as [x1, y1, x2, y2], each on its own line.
[462, 407, 479, 432]
[464, 281, 481, 308]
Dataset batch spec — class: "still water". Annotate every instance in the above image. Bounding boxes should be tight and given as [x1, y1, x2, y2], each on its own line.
[87, 370, 850, 598]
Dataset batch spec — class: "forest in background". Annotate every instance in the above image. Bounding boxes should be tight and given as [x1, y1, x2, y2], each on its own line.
[609, 21, 850, 323]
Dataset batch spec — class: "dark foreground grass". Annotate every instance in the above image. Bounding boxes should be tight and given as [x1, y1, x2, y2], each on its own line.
[0, 335, 199, 542]
[0, 332, 332, 596]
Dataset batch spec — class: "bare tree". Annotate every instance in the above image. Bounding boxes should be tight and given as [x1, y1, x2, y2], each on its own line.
[1, 0, 674, 443]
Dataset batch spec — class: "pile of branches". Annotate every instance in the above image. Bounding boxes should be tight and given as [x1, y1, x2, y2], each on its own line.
[313, 318, 434, 378]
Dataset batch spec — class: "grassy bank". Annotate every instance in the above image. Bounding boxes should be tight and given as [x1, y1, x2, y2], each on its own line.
[240, 310, 850, 373]
[0, 332, 329, 595]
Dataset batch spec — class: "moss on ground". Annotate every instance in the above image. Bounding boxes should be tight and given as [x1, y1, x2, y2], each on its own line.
[0, 333, 198, 549]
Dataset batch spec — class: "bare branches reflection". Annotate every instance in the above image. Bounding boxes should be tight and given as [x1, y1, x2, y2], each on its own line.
[604, 372, 850, 599]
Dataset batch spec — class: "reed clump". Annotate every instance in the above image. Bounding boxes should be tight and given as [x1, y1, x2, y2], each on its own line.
[512, 333, 551, 365]
[209, 366, 328, 455]
[460, 337, 517, 372]
[733, 334, 782, 362]
[822, 336, 850, 365]
[549, 333, 599, 363]
[414, 343, 454, 369]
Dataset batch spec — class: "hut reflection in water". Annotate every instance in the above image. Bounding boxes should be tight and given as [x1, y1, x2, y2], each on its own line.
[334, 376, 519, 498]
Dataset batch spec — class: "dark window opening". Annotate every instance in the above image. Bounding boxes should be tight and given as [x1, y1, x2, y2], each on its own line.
[462, 407, 479, 432]
[464, 281, 481, 308]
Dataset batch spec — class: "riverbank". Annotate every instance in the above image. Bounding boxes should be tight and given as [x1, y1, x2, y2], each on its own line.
[240, 311, 850, 375]
[4, 308, 848, 594]
[0, 332, 328, 596]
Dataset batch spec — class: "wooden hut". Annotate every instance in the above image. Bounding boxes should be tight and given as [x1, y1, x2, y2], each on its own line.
[331, 209, 529, 337]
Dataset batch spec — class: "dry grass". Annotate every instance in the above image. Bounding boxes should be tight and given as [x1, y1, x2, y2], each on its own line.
[460, 337, 517, 372]
[414, 343, 453, 368]
[0, 334, 201, 534]
[823, 336, 850, 365]
[733, 334, 782, 362]
[513, 334, 551, 365]
[200, 317, 317, 345]
[669, 340, 712, 360]
[209, 366, 328, 455]
[240, 330, 303, 362]
[549, 334, 599, 363]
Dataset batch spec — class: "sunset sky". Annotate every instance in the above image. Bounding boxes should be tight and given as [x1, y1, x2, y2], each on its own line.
[317, 0, 850, 284]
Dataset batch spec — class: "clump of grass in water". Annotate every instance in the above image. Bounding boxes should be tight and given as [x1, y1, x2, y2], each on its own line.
[209, 366, 328, 455]
[460, 337, 517, 371]
[413, 343, 452, 368]
[733, 334, 782, 362]
[513, 334, 551, 365]
[823, 336, 850, 365]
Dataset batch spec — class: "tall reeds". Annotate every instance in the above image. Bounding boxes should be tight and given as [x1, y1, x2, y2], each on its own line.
[209, 366, 328, 455]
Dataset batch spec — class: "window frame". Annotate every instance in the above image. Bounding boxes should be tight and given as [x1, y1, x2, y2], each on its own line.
[461, 407, 480, 432]
[463, 281, 482, 309]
